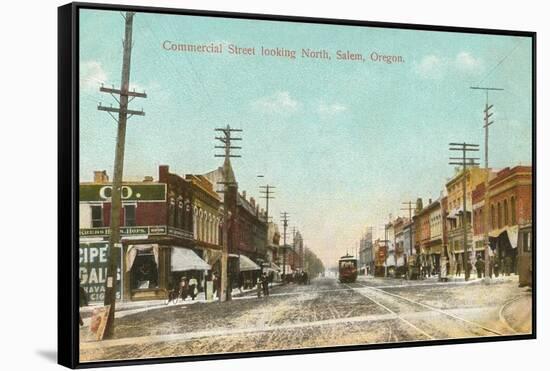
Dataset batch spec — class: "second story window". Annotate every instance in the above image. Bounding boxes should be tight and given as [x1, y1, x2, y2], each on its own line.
[124, 204, 136, 226]
[91, 205, 103, 228]
[169, 197, 176, 226]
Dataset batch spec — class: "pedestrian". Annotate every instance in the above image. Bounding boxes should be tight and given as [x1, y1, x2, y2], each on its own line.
[262, 272, 269, 297]
[475, 255, 484, 279]
[188, 276, 198, 300]
[79, 280, 88, 327]
[494, 259, 500, 277]
[505, 256, 512, 276]
[212, 273, 218, 299]
[456, 258, 462, 277]
[179, 276, 188, 300]
[256, 276, 263, 298]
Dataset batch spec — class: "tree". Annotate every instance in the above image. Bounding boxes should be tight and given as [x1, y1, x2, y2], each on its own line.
[304, 247, 325, 278]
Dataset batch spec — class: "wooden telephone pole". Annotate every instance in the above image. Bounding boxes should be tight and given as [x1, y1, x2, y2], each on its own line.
[214, 125, 242, 302]
[280, 212, 290, 280]
[259, 184, 275, 221]
[449, 142, 480, 281]
[470, 86, 503, 282]
[98, 12, 146, 338]
[401, 201, 414, 220]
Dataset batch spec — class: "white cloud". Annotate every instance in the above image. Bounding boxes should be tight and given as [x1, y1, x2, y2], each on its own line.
[414, 55, 445, 79]
[80, 60, 108, 90]
[318, 103, 347, 115]
[454, 51, 482, 72]
[252, 91, 299, 113]
[414, 52, 483, 79]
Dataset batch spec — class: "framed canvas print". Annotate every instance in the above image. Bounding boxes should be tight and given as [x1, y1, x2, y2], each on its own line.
[58, 2, 536, 368]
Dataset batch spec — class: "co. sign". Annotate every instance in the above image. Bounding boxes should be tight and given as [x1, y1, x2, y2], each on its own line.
[99, 185, 133, 200]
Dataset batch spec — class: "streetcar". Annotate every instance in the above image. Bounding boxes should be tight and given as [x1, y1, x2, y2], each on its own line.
[338, 254, 358, 283]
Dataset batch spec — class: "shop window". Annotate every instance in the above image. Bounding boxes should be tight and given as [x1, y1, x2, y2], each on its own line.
[91, 205, 103, 228]
[124, 205, 136, 226]
[131, 250, 159, 289]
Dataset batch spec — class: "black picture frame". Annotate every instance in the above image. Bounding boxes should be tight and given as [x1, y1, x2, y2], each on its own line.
[58, 2, 536, 368]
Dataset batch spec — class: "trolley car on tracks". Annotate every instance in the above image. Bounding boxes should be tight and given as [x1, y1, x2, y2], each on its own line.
[338, 254, 358, 283]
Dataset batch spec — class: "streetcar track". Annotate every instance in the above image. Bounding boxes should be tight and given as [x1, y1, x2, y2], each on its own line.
[348, 281, 504, 337]
[343, 283, 435, 340]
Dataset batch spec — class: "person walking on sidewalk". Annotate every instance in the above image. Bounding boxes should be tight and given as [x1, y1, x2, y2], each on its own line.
[256, 276, 263, 298]
[261, 272, 269, 297]
[475, 255, 485, 278]
[188, 276, 198, 300]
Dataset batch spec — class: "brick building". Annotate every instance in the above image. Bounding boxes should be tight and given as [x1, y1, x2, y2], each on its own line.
[472, 166, 532, 279]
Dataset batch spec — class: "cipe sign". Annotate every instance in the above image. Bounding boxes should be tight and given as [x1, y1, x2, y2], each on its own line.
[79, 242, 121, 302]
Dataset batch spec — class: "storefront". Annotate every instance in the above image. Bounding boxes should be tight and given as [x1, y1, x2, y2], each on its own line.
[169, 246, 212, 297]
[489, 225, 519, 276]
[123, 243, 211, 301]
[234, 254, 261, 289]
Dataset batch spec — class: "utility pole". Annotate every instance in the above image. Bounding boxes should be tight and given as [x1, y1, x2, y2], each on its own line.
[401, 201, 414, 221]
[280, 212, 290, 281]
[214, 125, 242, 302]
[470, 86, 503, 282]
[259, 184, 275, 222]
[98, 11, 146, 338]
[449, 142, 480, 281]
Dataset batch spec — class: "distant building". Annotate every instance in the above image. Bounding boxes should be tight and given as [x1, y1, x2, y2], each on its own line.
[359, 227, 373, 275]
[373, 238, 388, 277]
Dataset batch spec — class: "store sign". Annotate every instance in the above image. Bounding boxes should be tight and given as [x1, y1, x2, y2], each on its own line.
[167, 226, 194, 240]
[79, 225, 167, 237]
[79, 242, 121, 302]
[80, 183, 166, 202]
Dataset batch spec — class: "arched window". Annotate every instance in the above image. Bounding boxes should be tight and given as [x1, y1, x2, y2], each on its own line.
[193, 207, 199, 240]
[497, 202, 502, 229]
[504, 199, 509, 226]
[176, 197, 184, 228]
[511, 197, 517, 224]
[168, 197, 176, 226]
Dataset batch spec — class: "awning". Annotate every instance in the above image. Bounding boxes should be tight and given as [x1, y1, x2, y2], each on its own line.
[488, 225, 519, 249]
[171, 247, 211, 272]
[239, 254, 261, 272]
[262, 262, 281, 272]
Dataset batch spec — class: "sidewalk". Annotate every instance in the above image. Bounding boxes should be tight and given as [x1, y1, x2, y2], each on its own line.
[358, 273, 519, 287]
[80, 282, 282, 324]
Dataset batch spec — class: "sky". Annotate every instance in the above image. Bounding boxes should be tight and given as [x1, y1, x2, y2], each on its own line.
[79, 9, 533, 268]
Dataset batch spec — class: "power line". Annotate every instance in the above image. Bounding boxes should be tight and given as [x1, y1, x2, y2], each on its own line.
[214, 125, 242, 302]
[448, 142, 479, 282]
[98, 11, 146, 339]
